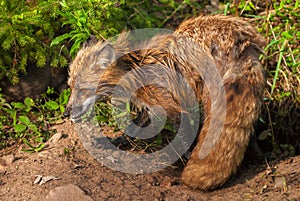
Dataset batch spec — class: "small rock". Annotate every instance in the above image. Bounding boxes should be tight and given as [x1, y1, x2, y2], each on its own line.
[39, 175, 60, 185]
[34, 175, 60, 185]
[0, 159, 7, 171]
[3, 155, 15, 165]
[34, 175, 43, 184]
[0, 155, 16, 170]
[48, 133, 63, 145]
[45, 184, 93, 201]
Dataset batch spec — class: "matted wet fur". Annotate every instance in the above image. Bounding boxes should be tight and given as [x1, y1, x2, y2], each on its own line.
[64, 15, 266, 190]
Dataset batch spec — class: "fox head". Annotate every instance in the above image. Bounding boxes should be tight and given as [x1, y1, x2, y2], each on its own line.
[64, 39, 121, 121]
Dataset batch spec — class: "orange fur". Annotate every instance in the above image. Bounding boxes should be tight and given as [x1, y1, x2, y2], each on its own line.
[65, 15, 266, 190]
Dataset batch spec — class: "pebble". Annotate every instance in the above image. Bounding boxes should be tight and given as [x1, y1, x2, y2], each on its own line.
[45, 184, 93, 201]
[48, 133, 63, 145]
[0, 155, 15, 170]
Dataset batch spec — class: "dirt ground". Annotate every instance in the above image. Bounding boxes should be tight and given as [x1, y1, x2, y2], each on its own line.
[0, 120, 299, 201]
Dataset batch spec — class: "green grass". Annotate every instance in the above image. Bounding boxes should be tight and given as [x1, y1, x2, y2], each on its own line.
[227, 0, 299, 155]
[257, 0, 299, 155]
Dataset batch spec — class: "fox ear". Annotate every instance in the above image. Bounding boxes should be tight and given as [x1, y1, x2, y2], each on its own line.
[96, 44, 116, 69]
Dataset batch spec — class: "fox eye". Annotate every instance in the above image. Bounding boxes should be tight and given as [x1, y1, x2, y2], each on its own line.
[80, 88, 87, 93]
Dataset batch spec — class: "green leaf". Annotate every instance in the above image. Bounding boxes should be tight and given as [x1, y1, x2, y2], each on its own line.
[271, 39, 287, 95]
[45, 100, 59, 110]
[50, 33, 74, 46]
[155, 133, 162, 146]
[59, 0, 68, 8]
[35, 137, 44, 143]
[14, 124, 27, 133]
[24, 97, 34, 108]
[69, 33, 89, 56]
[34, 143, 45, 152]
[21, 149, 35, 153]
[59, 89, 70, 105]
[23, 138, 34, 148]
[258, 129, 272, 140]
[96, 115, 109, 122]
[28, 124, 38, 132]
[46, 87, 55, 95]
[60, 105, 65, 113]
[2, 34, 15, 50]
[19, 115, 31, 125]
[163, 124, 175, 132]
[13, 102, 26, 109]
[113, 111, 129, 119]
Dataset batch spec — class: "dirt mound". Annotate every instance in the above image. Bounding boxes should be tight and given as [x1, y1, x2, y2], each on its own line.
[0, 121, 299, 201]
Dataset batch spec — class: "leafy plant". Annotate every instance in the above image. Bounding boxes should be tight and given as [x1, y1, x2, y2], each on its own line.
[50, 0, 192, 57]
[0, 88, 70, 150]
[22, 138, 45, 153]
[0, 0, 69, 84]
[220, 0, 300, 155]
[1, 0, 200, 84]
[1, 0, 197, 151]
[41, 87, 71, 123]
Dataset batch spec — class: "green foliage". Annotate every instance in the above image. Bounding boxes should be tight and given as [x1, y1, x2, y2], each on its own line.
[0, 0, 195, 83]
[50, 0, 195, 57]
[263, 1, 299, 104]
[22, 138, 45, 153]
[0, 0, 68, 84]
[1, 0, 195, 151]
[0, 88, 70, 150]
[221, 0, 299, 104]
[220, 0, 299, 155]
[93, 99, 177, 152]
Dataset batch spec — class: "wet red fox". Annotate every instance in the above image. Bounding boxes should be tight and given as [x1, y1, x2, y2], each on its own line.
[64, 15, 266, 190]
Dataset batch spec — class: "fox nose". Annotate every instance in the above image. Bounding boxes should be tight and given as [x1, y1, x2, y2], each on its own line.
[63, 107, 71, 117]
